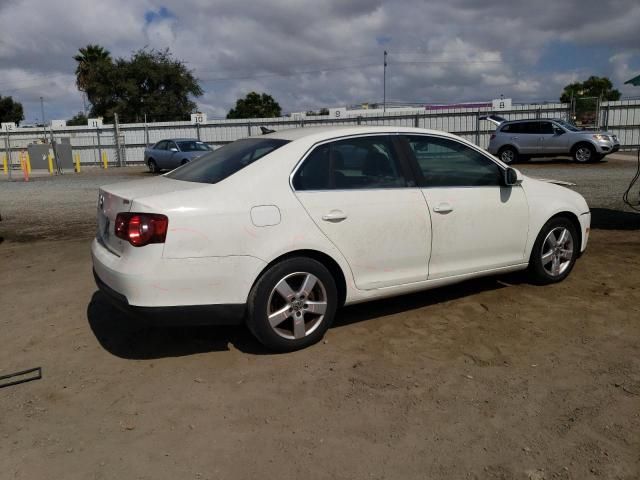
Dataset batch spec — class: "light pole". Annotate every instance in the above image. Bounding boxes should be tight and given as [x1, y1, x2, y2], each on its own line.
[40, 96, 46, 141]
[383, 50, 388, 113]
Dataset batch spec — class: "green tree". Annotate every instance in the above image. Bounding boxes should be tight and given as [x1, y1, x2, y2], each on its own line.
[73, 44, 112, 93]
[74, 47, 202, 123]
[0, 95, 24, 125]
[560, 76, 621, 102]
[67, 111, 88, 126]
[227, 92, 282, 119]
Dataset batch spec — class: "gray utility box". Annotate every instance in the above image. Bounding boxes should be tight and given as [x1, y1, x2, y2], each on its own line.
[27, 144, 51, 170]
[27, 141, 74, 171]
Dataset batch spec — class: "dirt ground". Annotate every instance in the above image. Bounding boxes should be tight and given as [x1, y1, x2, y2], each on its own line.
[1, 159, 640, 479]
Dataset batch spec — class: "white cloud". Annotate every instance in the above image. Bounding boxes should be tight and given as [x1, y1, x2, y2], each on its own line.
[0, 0, 638, 122]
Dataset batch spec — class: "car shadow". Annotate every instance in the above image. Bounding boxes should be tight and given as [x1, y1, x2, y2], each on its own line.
[87, 272, 524, 359]
[590, 207, 640, 230]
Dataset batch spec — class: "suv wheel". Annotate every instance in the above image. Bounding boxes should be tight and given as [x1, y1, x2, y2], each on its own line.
[498, 146, 518, 164]
[573, 143, 596, 163]
[247, 257, 338, 352]
[528, 217, 579, 284]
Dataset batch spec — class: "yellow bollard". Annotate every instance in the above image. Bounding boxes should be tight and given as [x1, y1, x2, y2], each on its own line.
[47, 153, 54, 174]
[26, 152, 31, 174]
[102, 151, 108, 169]
[2, 154, 7, 174]
[74, 153, 81, 173]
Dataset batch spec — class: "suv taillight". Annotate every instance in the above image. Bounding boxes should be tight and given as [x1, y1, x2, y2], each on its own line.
[115, 213, 168, 247]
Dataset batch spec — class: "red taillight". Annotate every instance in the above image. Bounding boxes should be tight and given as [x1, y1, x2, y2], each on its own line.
[115, 213, 168, 247]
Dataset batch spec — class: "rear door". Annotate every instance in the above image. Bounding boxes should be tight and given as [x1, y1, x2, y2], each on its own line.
[152, 140, 168, 168]
[293, 134, 432, 290]
[514, 121, 542, 154]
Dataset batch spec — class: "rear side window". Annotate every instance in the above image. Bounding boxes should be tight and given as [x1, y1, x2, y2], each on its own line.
[293, 135, 407, 190]
[166, 138, 289, 184]
[405, 135, 502, 187]
[500, 124, 512, 133]
[154, 140, 167, 150]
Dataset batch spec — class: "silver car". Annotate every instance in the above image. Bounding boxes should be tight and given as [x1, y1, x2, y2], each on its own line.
[485, 118, 620, 164]
[144, 138, 212, 173]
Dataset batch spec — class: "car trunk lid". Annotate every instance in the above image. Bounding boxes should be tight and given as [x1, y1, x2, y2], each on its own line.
[97, 176, 206, 255]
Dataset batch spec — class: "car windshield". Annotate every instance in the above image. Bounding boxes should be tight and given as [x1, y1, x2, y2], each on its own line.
[166, 138, 290, 184]
[177, 141, 211, 152]
[555, 120, 581, 132]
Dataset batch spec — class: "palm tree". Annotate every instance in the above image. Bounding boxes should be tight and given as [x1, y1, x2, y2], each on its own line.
[74, 44, 111, 92]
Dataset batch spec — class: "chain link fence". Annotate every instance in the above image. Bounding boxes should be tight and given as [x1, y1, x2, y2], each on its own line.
[3, 99, 639, 172]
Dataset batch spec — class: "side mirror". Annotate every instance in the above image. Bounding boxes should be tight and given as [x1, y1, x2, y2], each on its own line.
[504, 167, 522, 186]
[170, 147, 178, 152]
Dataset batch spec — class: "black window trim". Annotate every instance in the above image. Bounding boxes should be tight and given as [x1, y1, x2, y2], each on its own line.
[398, 133, 510, 189]
[289, 133, 419, 192]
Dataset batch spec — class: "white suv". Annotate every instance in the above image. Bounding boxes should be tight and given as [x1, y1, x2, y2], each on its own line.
[92, 126, 590, 351]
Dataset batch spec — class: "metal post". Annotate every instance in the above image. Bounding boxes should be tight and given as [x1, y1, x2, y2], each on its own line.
[247, 121, 251, 137]
[414, 114, 419, 128]
[96, 125, 103, 167]
[40, 96, 46, 142]
[49, 126, 61, 174]
[196, 122, 201, 141]
[144, 114, 149, 146]
[113, 113, 123, 166]
[383, 50, 388, 113]
[357, 116, 362, 126]
[475, 112, 480, 146]
[4, 131, 11, 181]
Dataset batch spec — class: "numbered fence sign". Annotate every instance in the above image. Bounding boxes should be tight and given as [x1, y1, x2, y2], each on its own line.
[88, 118, 103, 128]
[1, 122, 17, 132]
[191, 113, 207, 124]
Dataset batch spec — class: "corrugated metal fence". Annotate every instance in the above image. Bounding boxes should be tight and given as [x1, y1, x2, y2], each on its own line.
[3, 99, 640, 168]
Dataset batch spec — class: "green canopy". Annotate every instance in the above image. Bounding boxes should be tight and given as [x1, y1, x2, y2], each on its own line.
[624, 74, 640, 86]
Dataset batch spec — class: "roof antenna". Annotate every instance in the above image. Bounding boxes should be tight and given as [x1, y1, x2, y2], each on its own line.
[260, 126, 275, 135]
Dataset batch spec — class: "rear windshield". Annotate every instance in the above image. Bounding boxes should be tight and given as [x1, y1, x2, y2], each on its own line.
[177, 140, 211, 152]
[166, 138, 290, 184]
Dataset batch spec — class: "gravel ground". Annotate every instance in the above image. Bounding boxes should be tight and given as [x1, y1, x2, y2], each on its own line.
[1, 152, 639, 479]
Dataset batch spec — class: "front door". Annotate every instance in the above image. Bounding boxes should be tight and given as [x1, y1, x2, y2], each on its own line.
[540, 121, 569, 155]
[402, 135, 529, 279]
[293, 135, 431, 290]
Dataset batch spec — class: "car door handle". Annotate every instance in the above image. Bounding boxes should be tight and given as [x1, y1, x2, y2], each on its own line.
[322, 211, 347, 222]
[433, 202, 454, 214]
[510, 136, 518, 140]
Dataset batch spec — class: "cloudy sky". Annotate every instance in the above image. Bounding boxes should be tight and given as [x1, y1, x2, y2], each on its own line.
[1, 0, 639, 123]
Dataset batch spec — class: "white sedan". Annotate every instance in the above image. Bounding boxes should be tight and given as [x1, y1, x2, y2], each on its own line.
[92, 126, 590, 351]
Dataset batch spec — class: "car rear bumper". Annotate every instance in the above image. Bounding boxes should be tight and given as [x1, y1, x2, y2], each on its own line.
[91, 238, 266, 324]
[93, 269, 246, 325]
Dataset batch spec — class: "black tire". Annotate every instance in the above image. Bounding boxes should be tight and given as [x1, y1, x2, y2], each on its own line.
[572, 143, 596, 163]
[498, 146, 518, 164]
[148, 159, 158, 173]
[247, 257, 338, 352]
[528, 217, 579, 285]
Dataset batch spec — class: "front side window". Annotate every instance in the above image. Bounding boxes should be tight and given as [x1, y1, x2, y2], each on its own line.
[539, 122, 554, 134]
[166, 138, 289, 184]
[405, 135, 502, 188]
[293, 136, 406, 191]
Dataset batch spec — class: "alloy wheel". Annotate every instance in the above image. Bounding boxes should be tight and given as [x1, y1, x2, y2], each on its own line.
[541, 227, 574, 277]
[575, 147, 592, 162]
[267, 272, 327, 340]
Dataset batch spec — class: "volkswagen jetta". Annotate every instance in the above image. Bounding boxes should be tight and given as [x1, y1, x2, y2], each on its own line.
[92, 126, 590, 351]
